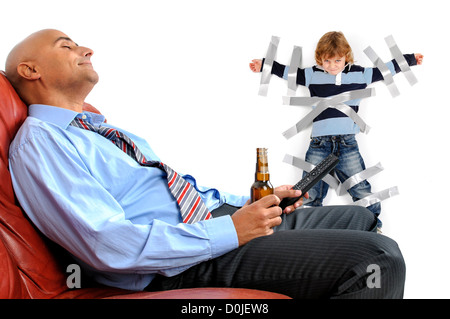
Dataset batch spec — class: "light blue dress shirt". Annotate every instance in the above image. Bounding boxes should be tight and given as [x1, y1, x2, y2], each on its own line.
[9, 104, 249, 291]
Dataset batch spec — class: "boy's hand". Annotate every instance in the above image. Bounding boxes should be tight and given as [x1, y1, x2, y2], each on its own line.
[249, 59, 262, 72]
[415, 53, 424, 65]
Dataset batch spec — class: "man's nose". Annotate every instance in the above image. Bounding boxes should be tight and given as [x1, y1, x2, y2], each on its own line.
[79, 46, 94, 57]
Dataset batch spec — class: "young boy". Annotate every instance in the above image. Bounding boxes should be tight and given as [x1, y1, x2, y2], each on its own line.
[250, 31, 423, 228]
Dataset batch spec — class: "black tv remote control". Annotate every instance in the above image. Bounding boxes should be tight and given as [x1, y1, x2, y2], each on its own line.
[279, 154, 339, 210]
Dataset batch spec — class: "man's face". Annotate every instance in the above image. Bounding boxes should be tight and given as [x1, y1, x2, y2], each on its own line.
[36, 30, 99, 90]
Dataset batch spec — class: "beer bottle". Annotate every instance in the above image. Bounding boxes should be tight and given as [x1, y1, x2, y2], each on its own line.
[250, 148, 274, 203]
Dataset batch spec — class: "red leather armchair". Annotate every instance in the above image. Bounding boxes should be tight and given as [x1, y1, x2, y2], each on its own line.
[0, 71, 289, 299]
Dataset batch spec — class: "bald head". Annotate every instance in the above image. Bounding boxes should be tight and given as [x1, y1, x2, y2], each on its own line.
[6, 30, 47, 83]
[5, 29, 98, 111]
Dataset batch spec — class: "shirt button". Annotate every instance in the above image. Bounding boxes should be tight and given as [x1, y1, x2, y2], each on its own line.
[82, 115, 87, 119]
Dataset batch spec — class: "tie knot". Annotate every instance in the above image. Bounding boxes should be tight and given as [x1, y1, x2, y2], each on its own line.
[71, 117, 117, 141]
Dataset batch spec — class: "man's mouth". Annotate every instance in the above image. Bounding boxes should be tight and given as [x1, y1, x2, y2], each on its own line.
[78, 59, 93, 67]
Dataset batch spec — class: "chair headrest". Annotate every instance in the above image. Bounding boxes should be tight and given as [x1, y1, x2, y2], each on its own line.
[0, 71, 28, 166]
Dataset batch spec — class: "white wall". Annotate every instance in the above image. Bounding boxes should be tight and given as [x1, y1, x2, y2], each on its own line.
[1, 0, 447, 299]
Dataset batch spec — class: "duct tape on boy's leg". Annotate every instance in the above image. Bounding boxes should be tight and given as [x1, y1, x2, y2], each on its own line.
[287, 46, 302, 96]
[364, 46, 400, 98]
[337, 162, 384, 196]
[385, 34, 418, 86]
[259, 35, 280, 96]
[282, 154, 340, 189]
[353, 186, 399, 207]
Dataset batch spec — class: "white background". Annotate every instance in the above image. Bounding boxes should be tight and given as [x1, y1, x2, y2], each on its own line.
[1, 0, 448, 299]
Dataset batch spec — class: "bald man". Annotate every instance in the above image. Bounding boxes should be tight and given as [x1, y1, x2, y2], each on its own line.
[6, 29, 406, 298]
[6, 29, 98, 110]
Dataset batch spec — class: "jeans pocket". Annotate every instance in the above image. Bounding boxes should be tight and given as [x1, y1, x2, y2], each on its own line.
[341, 135, 358, 148]
[309, 138, 324, 149]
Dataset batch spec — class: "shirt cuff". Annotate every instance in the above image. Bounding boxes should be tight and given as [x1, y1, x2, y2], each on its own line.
[204, 215, 239, 259]
[283, 66, 289, 79]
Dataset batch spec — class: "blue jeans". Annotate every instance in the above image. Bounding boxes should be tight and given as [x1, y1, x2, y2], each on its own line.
[303, 135, 382, 227]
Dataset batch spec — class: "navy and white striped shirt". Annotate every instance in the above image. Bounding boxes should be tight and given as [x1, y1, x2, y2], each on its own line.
[267, 54, 417, 137]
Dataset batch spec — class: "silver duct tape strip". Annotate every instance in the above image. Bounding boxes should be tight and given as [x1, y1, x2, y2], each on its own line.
[259, 36, 280, 96]
[282, 103, 322, 139]
[281, 104, 369, 139]
[364, 46, 400, 98]
[287, 46, 302, 96]
[283, 154, 313, 170]
[284, 88, 375, 108]
[353, 186, 399, 207]
[337, 162, 384, 196]
[385, 35, 418, 86]
[283, 154, 340, 189]
[334, 103, 371, 134]
[282, 88, 375, 139]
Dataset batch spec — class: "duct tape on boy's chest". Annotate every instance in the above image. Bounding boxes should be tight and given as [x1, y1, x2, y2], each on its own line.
[282, 154, 340, 189]
[281, 88, 375, 139]
[259, 36, 280, 96]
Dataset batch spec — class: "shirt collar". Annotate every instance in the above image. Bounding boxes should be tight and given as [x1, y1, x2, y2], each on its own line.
[315, 63, 352, 74]
[28, 104, 106, 129]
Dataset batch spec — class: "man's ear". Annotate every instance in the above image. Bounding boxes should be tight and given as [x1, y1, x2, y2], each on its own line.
[17, 62, 41, 80]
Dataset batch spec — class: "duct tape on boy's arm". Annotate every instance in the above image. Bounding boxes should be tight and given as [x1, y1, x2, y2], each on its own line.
[385, 34, 418, 86]
[281, 88, 375, 139]
[337, 162, 384, 196]
[364, 46, 400, 98]
[259, 36, 280, 96]
[282, 154, 340, 189]
[287, 46, 302, 96]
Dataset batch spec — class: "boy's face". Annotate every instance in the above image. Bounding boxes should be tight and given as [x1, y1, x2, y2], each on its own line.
[321, 56, 346, 75]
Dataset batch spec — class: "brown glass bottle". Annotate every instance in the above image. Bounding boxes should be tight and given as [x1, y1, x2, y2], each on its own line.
[250, 148, 274, 203]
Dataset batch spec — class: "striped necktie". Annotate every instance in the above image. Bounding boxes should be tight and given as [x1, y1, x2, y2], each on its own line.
[71, 116, 211, 224]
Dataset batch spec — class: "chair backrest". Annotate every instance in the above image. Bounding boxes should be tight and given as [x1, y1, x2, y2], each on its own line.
[0, 71, 69, 298]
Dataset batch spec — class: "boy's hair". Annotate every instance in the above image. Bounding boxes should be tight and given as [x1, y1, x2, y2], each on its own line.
[315, 31, 354, 66]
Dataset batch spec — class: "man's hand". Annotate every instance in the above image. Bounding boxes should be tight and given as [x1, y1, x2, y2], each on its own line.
[231, 195, 282, 246]
[274, 185, 309, 214]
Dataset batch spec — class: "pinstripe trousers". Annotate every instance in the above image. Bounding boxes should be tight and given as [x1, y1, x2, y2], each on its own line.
[147, 205, 405, 299]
